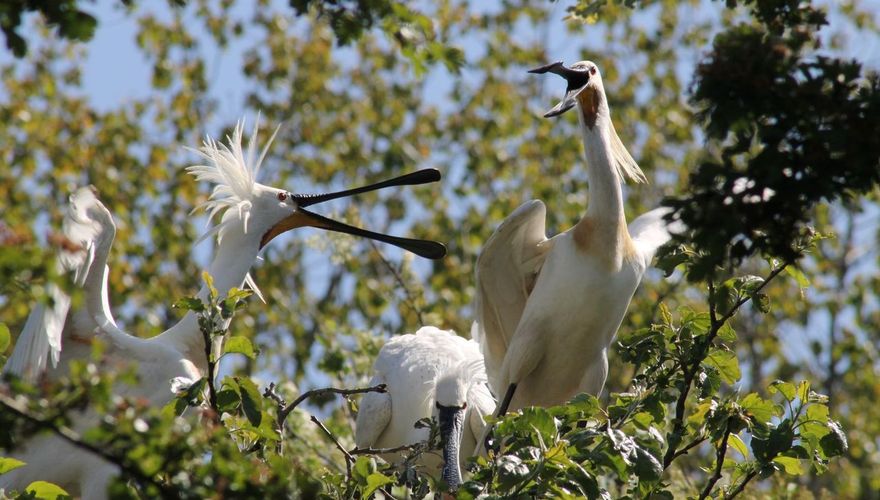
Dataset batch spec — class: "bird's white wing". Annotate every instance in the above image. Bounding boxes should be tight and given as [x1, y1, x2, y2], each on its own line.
[354, 374, 392, 449]
[473, 200, 553, 393]
[628, 206, 683, 268]
[3, 188, 110, 382]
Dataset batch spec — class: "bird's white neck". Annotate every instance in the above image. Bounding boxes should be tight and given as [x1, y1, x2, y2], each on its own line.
[577, 93, 625, 225]
[85, 214, 118, 330]
[154, 229, 261, 374]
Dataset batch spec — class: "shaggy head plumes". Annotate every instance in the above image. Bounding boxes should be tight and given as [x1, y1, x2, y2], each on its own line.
[187, 116, 280, 243]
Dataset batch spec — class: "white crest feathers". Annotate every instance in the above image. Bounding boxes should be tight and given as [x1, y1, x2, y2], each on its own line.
[186, 116, 280, 243]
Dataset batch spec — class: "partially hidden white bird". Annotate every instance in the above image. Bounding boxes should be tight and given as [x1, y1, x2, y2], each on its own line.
[355, 326, 495, 490]
[1, 118, 446, 499]
[473, 61, 680, 417]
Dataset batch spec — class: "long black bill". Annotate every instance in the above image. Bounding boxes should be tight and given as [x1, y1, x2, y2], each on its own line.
[296, 207, 446, 260]
[292, 168, 441, 207]
[529, 61, 590, 118]
[438, 404, 466, 491]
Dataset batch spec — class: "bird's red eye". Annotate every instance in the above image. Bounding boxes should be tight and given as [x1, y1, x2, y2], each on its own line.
[277, 192, 287, 201]
[590, 67, 597, 75]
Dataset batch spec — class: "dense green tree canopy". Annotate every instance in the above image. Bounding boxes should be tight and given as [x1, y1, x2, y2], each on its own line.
[1, 0, 878, 497]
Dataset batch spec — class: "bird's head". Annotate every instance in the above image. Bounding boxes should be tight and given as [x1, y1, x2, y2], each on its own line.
[187, 118, 447, 259]
[529, 60, 604, 121]
[432, 357, 487, 491]
[530, 61, 647, 183]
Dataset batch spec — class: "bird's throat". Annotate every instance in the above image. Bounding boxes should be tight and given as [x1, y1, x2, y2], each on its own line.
[577, 88, 600, 130]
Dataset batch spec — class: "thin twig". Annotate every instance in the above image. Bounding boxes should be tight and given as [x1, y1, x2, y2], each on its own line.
[725, 469, 758, 498]
[699, 423, 731, 500]
[278, 384, 387, 426]
[311, 415, 353, 478]
[669, 434, 708, 462]
[350, 442, 423, 455]
[0, 393, 179, 499]
[369, 239, 426, 324]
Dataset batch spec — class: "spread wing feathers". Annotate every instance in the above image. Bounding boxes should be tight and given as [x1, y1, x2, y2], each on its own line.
[473, 200, 553, 391]
[354, 374, 392, 449]
[3, 187, 112, 382]
[627, 206, 682, 268]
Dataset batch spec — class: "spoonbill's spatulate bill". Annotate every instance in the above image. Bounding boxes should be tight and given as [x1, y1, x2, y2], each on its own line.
[355, 327, 495, 491]
[1, 117, 447, 499]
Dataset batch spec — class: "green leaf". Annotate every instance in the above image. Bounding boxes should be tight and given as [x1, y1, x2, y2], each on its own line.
[25, 481, 70, 499]
[768, 380, 796, 401]
[0, 457, 26, 475]
[784, 266, 810, 288]
[796, 380, 810, 402]
[352, 456, 375, 483]
[363, 472, 394, 497]
[216, 388, 241, 413]
[819, 421, 848, 457]
[741, 393, 778, 423]
[753, 292, 770, 313]
[633, 447, 662, 481]
[202, 271, 217, 299]
[773, 455, 804, 475]
[224, 336, 258, 360]
[0, 323, 10, 353]
[732, 275, 764, 294]
[237, 377, 263, 427]
[716, 322, 736, 342]
[703, 349, 741, 384]
[173, 296, 204, 312]
[728, 434, 749, 458]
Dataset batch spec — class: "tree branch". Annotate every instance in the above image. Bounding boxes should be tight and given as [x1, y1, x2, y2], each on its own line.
[699, 423, 731, 500]
[664, 260, 790, 468]
[350, 442, 423, 456]
[725, 469, 758, 498]
[0, 393, 179, 498]
[277, 383, 387, 426]
[311, 415, 353, 478]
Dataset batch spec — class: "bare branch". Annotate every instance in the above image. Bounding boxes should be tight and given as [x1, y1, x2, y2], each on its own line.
[311, 415, 353, 478]
[350, 442, 423, 456]
[278, 383, 387, 426]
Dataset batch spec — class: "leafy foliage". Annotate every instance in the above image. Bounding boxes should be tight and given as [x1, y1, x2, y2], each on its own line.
[1, 0, 879, 498]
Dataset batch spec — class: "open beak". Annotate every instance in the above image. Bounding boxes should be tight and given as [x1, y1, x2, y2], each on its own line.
[528, 61, 590, 118]
[437, 402, 467, 491]
[260, 168, 447, 260]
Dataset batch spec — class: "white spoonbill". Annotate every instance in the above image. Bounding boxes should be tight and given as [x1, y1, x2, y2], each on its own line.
[1, 118, 446, 498]
[473, 61, 679, 416]
[355, 326, 495, 490]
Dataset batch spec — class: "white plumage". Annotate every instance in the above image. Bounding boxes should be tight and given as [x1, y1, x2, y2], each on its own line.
[474, 61, 681, 414]
[355, 326, 495, 488]
[1, 117, 445, 498]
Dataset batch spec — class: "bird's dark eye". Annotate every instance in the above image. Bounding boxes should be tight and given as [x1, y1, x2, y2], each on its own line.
[590, 66, 597, 75]
[277, 192, 287, 201]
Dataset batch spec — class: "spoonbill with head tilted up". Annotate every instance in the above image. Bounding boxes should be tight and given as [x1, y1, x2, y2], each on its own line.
[474, 61, 680, 419]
